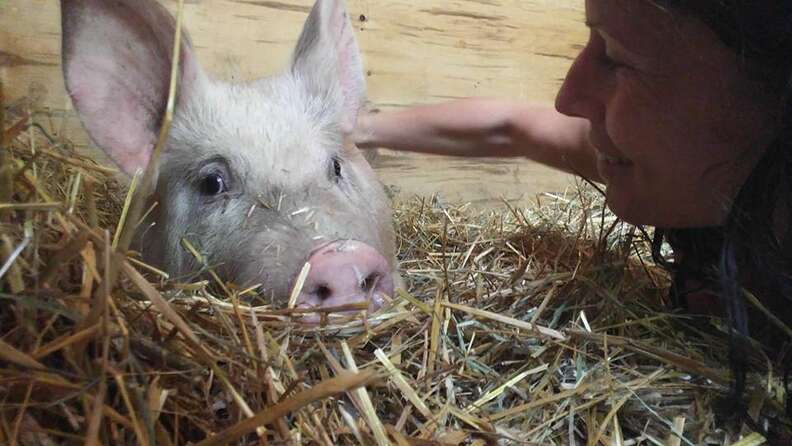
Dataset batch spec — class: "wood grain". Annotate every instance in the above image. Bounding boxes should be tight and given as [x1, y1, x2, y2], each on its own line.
[1, 0, 588, 206]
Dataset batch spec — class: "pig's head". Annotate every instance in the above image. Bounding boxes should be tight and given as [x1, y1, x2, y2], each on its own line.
[61, 0, 399, 320]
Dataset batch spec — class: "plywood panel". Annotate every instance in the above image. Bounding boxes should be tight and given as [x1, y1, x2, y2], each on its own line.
[1, 0, 587, 205]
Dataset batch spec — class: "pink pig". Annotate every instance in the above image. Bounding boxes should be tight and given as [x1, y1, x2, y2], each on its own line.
[61, 0, 400, 321]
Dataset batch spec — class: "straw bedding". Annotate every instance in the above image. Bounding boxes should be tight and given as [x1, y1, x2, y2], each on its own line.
[1, 95, 791, 445]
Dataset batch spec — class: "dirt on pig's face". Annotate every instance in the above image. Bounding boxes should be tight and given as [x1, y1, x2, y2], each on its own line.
[140, 77, 396, 302]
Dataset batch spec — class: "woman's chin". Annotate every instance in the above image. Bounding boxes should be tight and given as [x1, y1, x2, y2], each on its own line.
[604, 185, 653, 226]
[605, 185, 726, 228]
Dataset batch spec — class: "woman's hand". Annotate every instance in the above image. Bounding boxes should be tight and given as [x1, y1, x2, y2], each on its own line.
[353, 98, 602, 182]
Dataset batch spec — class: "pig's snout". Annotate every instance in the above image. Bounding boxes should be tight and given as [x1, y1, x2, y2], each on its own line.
[295, 240, 393, 322]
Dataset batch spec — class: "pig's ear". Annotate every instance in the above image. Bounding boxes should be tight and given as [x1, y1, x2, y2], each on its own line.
[60, 0, 203, 175]
[291, 0, 365, 134]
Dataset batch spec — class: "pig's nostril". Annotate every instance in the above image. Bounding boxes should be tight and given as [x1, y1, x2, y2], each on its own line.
[315, 285, 333, 301]
[361, 273, 380, 294]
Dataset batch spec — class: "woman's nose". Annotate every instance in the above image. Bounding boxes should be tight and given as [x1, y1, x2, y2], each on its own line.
[555, 40, 605, 123]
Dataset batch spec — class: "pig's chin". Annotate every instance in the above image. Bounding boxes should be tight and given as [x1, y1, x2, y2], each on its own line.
[294, 291, 388, 325]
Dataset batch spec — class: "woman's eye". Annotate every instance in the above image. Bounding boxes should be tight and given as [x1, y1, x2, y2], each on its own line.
[200, 173, 226, 196]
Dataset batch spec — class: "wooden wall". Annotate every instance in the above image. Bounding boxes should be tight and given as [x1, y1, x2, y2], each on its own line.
[1, 0, 587, 204]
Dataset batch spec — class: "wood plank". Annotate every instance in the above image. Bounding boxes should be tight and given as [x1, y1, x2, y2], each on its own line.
[0, 0, 587, 205]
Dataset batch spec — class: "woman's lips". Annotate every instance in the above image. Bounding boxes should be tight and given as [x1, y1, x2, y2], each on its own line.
[595, 150, 634, 183]
[588, 127, 632, 166]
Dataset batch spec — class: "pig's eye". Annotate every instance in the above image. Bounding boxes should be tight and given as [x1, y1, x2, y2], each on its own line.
[200, 173, 227, 196]
[332, 157, 343, 181]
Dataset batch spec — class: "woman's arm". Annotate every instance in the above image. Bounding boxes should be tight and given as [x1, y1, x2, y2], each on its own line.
[354, 98, 602, 182]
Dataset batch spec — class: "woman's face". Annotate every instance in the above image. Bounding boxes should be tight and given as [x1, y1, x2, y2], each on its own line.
[555, 0, 778, 227]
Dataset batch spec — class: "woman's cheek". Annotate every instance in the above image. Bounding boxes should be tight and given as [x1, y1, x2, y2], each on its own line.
[608, 78, 668, 148]
[605, 102, 653, 161]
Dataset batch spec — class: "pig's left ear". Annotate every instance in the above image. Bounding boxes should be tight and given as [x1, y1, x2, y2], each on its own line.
[291, 0, 365, 134]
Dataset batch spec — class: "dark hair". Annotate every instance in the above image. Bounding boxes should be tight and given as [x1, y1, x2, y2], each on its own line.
[649, 0, 792, 438]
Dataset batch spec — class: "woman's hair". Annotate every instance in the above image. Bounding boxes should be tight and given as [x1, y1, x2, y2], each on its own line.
[648, 0, 792, 438]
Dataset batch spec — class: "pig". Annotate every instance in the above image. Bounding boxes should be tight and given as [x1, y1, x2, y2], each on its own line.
[60, 0, 400, 321]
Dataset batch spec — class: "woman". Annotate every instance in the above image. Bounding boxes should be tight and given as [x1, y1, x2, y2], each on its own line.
[355, 0, 792, 436]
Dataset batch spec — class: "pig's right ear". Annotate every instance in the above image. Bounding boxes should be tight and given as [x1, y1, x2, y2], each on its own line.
[60, 0, 203, 175]
[290, 0, 365, 135]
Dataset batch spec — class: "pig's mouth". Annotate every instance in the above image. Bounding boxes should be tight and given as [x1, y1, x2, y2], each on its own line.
[289, 239, 394, 324]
